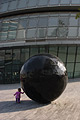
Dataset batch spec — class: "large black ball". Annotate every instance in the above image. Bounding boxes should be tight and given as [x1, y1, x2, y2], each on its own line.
[20, 54, 68, 104]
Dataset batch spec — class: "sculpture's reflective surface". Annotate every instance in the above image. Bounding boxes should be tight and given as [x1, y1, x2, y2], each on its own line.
[20, 54, 68, 104]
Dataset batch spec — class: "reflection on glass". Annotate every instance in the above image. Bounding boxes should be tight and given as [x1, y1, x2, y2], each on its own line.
[0, 22, 2, 31]
[28, 0, 37, 7]
[38, 17, 48, 27]
[48, 17, 58, 26]
[57, 27, 68, 37]
[8, 0, 17, 10]
[27, 29, 36, 38]
[8, 31, 16, 40]
[2, 21, 9, 31]
[60, 0, 70, 4]
[37, 28, 46, 38]
[0, 32, 7, 40]
[40, 47, 45, 53]
[69, 17, 78, 26]
[0, 50, 5, 65]
[18, 19, 27, 29]
[47, 27, 57, 37]
[68, 27, 77, 37]
[17, 30, 25, 39]
[72, 0, 80, 4]
[78, 28, 80, 36]
[58, 47, 67, 62]
[9, 20, 18, 30]
[17, 0, 28, 9]
[67, 47, 76, 62]
[76, 47, 80, 62]
[58, 17, 69, 26]
[66, 63, 74, 72]
[5, 49, 12, 61]
[21, 48, 29, 63]
[38, 0, 48, 6]
[30, 47, 38, 57]
[75, 63, 80, 73]
[49, 46, 57, 56]
[13, 49, 20, 64]
[49, 0, 59, 5]
[0, 3, 8, 12]
[28, 18, 38, 28]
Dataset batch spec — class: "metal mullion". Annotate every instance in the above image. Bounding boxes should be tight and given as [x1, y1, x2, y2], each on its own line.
[65, 45, 68, 68]
[73, 46, 77, 78]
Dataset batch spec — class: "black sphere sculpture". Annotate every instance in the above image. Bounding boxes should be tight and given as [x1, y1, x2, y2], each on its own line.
[20, 54, 68, 104]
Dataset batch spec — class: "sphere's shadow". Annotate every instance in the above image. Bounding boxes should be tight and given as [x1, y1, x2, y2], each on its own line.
[0, 100, 49, 113]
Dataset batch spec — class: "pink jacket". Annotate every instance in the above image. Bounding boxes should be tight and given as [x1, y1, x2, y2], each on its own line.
[14, 92, 24, 98]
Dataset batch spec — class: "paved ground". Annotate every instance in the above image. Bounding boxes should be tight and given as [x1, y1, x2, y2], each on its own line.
[0, 78, 80, 120]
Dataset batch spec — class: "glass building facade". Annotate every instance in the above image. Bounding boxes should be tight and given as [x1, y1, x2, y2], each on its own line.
[0, 0, 80, 83]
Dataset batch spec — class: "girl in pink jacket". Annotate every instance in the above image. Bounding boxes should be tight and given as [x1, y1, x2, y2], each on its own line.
[14, 88, 24, 103]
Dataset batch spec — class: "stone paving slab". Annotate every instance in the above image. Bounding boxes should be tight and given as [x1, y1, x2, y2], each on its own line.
[0, 79, 80, 120]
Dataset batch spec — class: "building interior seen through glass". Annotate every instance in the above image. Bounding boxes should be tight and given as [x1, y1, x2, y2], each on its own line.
[0, 45, 80, 84]
[0, 13, 80, 41]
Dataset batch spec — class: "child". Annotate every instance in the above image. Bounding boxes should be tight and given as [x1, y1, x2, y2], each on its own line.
[14, 88, 24, 103]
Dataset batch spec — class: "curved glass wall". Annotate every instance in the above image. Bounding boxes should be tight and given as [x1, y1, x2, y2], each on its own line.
[0, 13, 80, 42]
[0, 0, 80, 14]
[0, 45, 80, 84]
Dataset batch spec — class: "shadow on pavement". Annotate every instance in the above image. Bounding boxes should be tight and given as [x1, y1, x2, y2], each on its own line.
[0, 100, 49, 113]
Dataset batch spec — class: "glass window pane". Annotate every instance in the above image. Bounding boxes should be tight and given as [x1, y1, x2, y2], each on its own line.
[60, 0, 70, 4]
[12, 64, 20, 83]
[48, 17, 58, 26]
[68, 27, 77, 37]
[38, 17, 48, 27]
[38, 0, 48, 6]
[2, 21, 9, 31]
[0, 21, 2, 31]
[67, 47, 76, 62]
[5, 49, 12, 62]
[57, 27, 68, 37]
[27, 29, 36, 38]
[49, 46, 58, 56]
[72, 0, 80, 4]
[59, 17, 69, 26]
[8, 31, 16, 40]
[28, 0, 37, 7]
[30, 47, 38, 57]
[58, 46, 67, 62]
[18, 0, 28, 9]
[37, 28, 46, 38]
[76, 47, 80, 62]
[78, 27, 80, 37]
[40, 47, 45, 53]
[0, 3, 8, 12]
[0, 32, 7, 40]
[17, 29, 25, 39]
[8, 0, 17, 10]
[21, 48, 29, 63]
[0, 50, 5, 65]
[9, 20, 18, 30]
[74, 63, 80, 77]
[13, 49, 20, 64]
[69, 17, 78, 26]
[18, 19, 27, 29]
[49, 0, 59, 5]
[28, 18, 38, 28]
[47, 27, 57, 37]
[66, 63, 74, 75]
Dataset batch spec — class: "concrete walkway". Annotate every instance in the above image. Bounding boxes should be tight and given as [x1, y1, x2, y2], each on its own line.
[0, 78, 80, 120]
